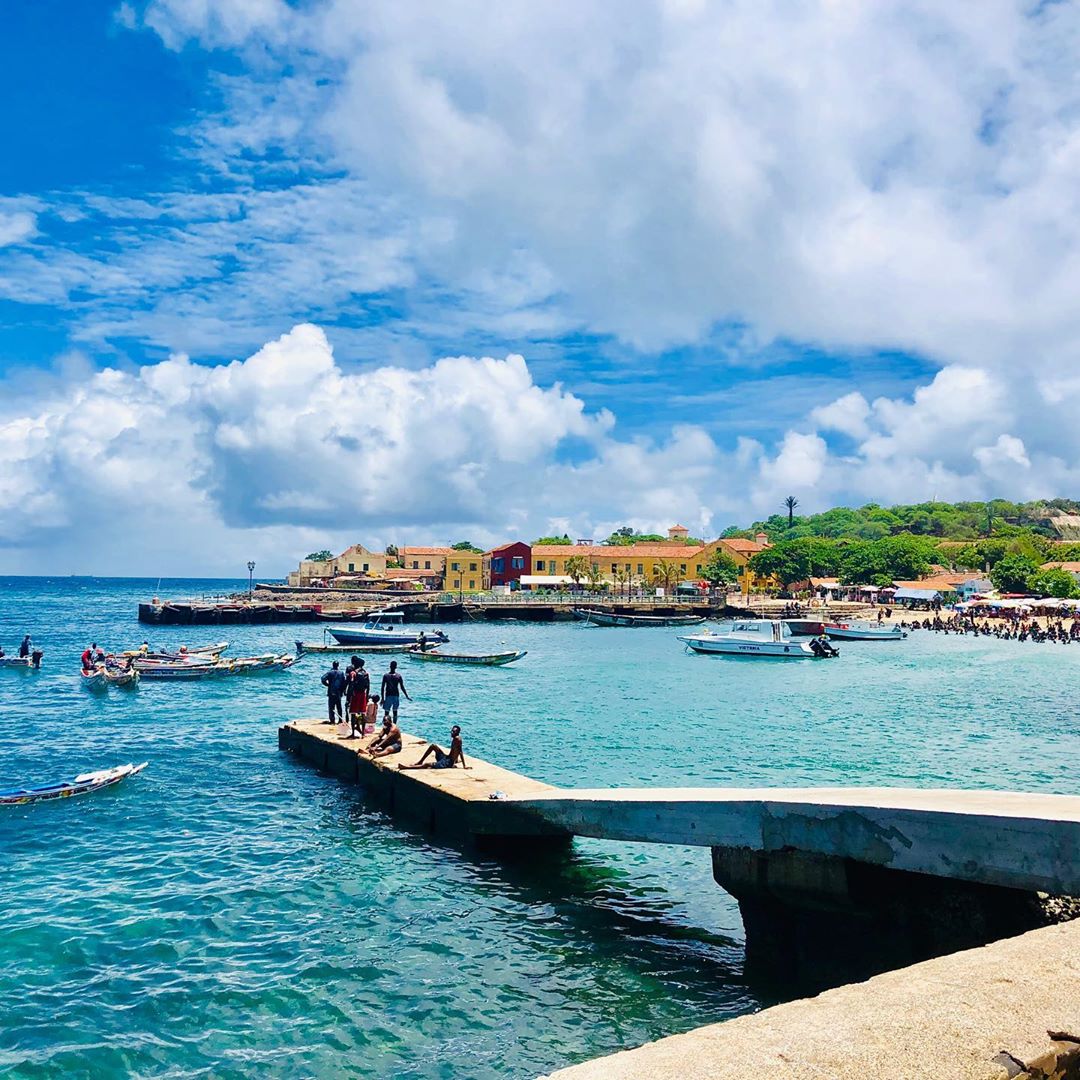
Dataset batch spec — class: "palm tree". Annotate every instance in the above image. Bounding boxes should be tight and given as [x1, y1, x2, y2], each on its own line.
[784, 495, 799, 527]
[651, 558, 682, 595]
[564, 554, 589, 590]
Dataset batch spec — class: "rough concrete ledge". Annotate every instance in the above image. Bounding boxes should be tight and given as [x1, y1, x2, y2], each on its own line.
[541, 920, 1080, 1080]
[278, 717, 571, 846]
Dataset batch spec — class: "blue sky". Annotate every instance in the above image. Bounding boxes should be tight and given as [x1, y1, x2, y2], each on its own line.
[0, 1, 1076, 574]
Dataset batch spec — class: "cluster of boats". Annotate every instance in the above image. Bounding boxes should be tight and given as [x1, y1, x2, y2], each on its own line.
[298, 612, 528, 667]
[678, 617, 906, 659]
[81, 642, 300, 686]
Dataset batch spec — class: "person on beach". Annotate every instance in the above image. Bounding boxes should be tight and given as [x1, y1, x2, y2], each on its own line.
[364, 695, 380, 735]
[366, 715, 402, 757]
[398, 725, 470, 771]
[321, 660, 347, 724]
[346, 659, 370, 738]
[381, 661, 410, 721]
[18, 635, 31, 658]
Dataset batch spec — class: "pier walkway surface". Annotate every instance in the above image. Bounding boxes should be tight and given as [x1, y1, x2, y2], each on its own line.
[542, 919, 1080, 1080]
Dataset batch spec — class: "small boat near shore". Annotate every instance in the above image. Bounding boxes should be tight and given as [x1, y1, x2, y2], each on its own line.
[121, 641, 228, 660]
[327, 611, 449, 647]
[133, 652, 298, 679]
[679, 620, 839, 659]
[0, 652, 43, 670]
[0, 762, 147, 805]
[408, 648, 527, 666]
[295, 640, 416, 656]
[824, 621, 907, 641]
[574, 608, 706, 628]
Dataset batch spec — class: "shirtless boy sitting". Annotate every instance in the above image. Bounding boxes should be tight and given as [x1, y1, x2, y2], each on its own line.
[398, 725, 470, 770]
[365, 716, 403, 758]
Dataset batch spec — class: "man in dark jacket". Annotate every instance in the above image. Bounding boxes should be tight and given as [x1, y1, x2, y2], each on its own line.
[320, 660, 347, 724]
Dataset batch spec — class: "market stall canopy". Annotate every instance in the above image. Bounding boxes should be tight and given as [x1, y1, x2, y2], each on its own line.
[893, 587, 943, 601]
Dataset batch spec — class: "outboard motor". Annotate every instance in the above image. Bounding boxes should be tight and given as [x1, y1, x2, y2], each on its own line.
[30, 649, 43, 669]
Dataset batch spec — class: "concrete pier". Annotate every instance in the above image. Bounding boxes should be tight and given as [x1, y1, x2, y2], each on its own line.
[277, 718, 571, 847]
[542, 919, 1080, 1080]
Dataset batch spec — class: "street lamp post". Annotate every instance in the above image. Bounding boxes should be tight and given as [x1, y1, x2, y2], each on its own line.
[247, 560, 255, 598]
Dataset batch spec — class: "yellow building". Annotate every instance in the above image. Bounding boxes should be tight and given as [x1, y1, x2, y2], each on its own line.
[287, 543, 387, 587]
[697, 536, 776, 593]
[444, 552, 483, 593]
[399, 546, 454, 579]
[527, 535, 775, 593]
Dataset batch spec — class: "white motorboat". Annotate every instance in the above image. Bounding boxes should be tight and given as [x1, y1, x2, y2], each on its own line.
[327, 611, 449, 647]
[678, 620, 839, 659]
[824, 621, 906, 641]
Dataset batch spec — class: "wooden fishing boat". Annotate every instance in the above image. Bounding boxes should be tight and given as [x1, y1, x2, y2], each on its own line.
[574, 608, 706, 628]
[81, 669, 108, 689]
[0, 762, 147, 805]
[223, 653, 298, 674]
[408, 648, 527, 666]
[0, 654, 42, 670]
[121, 641, 228, 660]
[132, 660, 222, 680]
[103, 667, 139, 687]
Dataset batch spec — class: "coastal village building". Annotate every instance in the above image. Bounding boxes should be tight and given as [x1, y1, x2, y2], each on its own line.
[524, 534, 773, 592]
[445, 552, 483, 593]
[483, 542, 532, 590]
[398, 546, 455, 578]
[287, 544, 387, 587]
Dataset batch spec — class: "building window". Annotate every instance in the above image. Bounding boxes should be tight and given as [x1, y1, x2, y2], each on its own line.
[536, 559, 545, 572]
[591, 561, 598, 571]
[348, 563, 355, 572]
[469, 580, 476, 590]
[511, 556, 524, 570]
[493, 558, 504, 572]
[424, 561, 430, 569]
[637, 563, 643, 575]
[470, 562, 477, 571]
[680, 564, 686, 573]
[363, 563, 369, 572]
[451, 562, 459, 572]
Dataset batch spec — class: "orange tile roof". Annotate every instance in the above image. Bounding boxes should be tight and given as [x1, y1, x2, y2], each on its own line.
[718, 538, 767, 554]
[1041, 561, 1080, 572]
[399, 546, 455, 556]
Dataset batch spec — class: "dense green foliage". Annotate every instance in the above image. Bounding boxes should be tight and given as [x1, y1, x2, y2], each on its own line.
[1029, 567, 1080, 599]
[451, 540, 483, 552]
[533, 534, 572, 545]
[751, 499, 1080, 543]
[604, 526, 702, 545]
[700, 550, 741, 587]
[305, 550, 333, 562]
[748, 535, 936, 587]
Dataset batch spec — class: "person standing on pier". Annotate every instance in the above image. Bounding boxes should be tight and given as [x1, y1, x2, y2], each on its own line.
[321, 660, 347, 725]
[346, 659, 370, 738]
[380, 661, 411, 722]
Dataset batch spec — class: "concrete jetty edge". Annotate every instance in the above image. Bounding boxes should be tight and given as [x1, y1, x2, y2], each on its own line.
[540, 919, 1080, 1080]
[277, 717, 572, 847]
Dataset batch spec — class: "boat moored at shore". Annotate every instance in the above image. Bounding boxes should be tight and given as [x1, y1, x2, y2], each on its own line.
[679, 620, 839, 659]
[327, 611, 449, 647]
[824, 620, 907, 641]
[574, 608, 706, 628]
[408, 648, 527, 666]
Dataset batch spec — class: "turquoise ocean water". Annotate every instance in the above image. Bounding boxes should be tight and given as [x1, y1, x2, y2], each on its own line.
[1, 577, 1078, 1078]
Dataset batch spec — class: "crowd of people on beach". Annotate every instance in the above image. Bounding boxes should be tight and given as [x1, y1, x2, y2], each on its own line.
[899, 613, 1080, 643]
[320, 656, 469, 770]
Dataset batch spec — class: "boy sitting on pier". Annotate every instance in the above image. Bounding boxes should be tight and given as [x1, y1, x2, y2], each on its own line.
[365, 715, 402, 757]
[398, 726, 470, 771]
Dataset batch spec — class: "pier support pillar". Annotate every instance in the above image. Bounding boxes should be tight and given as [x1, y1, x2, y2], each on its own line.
[711, 846, 1054, 995]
